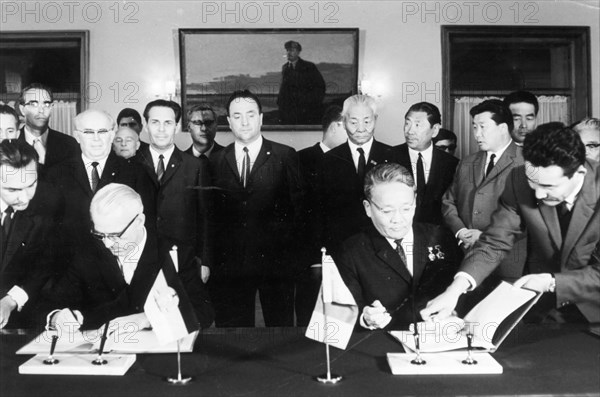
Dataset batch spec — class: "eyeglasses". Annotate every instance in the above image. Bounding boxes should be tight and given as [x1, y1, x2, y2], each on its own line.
[91, 214, 139, 241]
[585, 143, 600, 150]
[189, 119, 216, 128]
[368, 199, 416, 217]
[79, 129, 111, 136]
[23, 100, 53, 109]
[435, 144, 457, 151]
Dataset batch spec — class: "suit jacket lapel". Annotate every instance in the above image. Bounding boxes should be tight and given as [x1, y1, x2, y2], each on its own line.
[1, 211, 34, 272]
[160, 149, 182, 186]
[397, 144, 413, 176]
[539, 204, 562, 250]
[224, 145, 241, 183]
[138, 147, 160, 187]
[561, 168, 597, 265]
[481, 143, 516, 186]
[99, 152, 119, 190]
[473, 151, 486, 187]
[411, 227, 429, 286]
[250, 139, 271, 178]
[371, 231, 412, 283]
[73, 157, 94, 197]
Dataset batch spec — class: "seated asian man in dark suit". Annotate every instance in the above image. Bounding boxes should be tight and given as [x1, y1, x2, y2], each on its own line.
[46, 183, 214, 331]
[0, 140, 63, 329]
[423, 125, 600, 324]
[336, 163, 459, 330]
[394, 102, 459, 225]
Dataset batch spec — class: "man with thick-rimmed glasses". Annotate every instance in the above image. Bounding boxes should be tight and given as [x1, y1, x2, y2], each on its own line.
[336, 163, 459, 330]
[46, 109, 155, 259]
[17, 83, 79, 171]
[184, 104, 224, 159]
[46, 183, 214, 331]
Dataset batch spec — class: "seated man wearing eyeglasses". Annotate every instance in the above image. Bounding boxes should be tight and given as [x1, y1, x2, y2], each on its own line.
[184, 104, 224, 159]
[17, 83, 79, 172]
[46, 183, 214, 331]
[46, 109, 155, 259]
[336, 163, 459, 330]
[572, 117, 600, 163]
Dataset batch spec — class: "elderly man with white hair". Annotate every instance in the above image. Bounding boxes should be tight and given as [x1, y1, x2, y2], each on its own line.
[46, 109, 155, 255]
[47, 183, 214, 331]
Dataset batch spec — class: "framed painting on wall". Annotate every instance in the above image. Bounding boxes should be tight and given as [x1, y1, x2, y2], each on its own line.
[179, 28, 359, 130]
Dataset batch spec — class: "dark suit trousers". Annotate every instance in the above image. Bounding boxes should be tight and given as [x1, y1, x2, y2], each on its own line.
[211, 275, 294, 327]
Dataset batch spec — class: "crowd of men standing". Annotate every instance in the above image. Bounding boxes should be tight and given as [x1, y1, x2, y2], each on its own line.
[0, 82, 598, 331]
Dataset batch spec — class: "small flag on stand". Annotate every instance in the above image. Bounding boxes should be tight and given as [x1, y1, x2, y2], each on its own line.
[305, 251, 358, 350]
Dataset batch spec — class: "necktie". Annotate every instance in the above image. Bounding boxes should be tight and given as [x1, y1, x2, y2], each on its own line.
[2, 206, 14, 250]
[157, 154, 165, 182]
[556, 201, 572, 239]
[91, 162, 100, 192]
[241, 147, 251, 188]
[416, 153, 425, 204]
[33, 138, 46, 165]
[394, 238, 410, 276]
[485, 153, 496, 177]
[357, 147, 366, 184]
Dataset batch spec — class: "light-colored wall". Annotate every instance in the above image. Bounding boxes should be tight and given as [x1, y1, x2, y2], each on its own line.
[2, 0, 599, 150]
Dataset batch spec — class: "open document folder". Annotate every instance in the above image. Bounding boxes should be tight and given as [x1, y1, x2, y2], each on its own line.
[390, 281, 542, 353]
[17, 328, 198, 355]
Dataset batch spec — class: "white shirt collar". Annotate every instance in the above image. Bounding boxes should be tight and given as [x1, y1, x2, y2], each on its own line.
[408, 144, 434, 183]
[234, 135, 263, 173]
[319, 142, 331, 153]
[118, 227, 147, 285]
[149, 145, 176, 169]
[192, 142, 215, 158]
[564, 173, 585, 210]
[23, 127, 48, 147]
[486, 139, 513, 165]
[348, 138, 374, 169]
[81, 154, 108, 181]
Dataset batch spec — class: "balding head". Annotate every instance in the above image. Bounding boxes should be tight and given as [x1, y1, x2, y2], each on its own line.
[113, 127, 140, 159]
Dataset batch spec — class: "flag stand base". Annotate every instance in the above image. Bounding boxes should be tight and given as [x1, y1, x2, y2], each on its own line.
[164, 375, 194, 385]
[315, 374, 343, 384]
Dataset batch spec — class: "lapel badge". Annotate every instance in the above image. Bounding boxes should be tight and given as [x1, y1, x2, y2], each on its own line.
[427, 245, 445, 261]
[370, 159, 377, 166]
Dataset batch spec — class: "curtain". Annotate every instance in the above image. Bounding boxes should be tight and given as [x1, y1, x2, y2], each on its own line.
[49, 100, 77, 136]
[452, 95, 569, 159]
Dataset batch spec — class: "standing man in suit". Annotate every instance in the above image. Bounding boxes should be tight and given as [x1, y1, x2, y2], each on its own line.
[442, 100, 527, 308]
[0, 140, 62, 328]
[277, 40, 326, 125]
[17, 83, 79, 171]
[337, 163, 459, 330]
[47, 183, 214, 331]
[135, 100, 210, 284]
[209, 90, 305, 327]
[47, 109, 154, 253]
[394, 102, 459, 225]
[423, 125, 600, 324]
[319, 94, 398, 257]
[184, 104, 224, 159]
[295, 105, 347, 326]
[503, 90, 539, 145]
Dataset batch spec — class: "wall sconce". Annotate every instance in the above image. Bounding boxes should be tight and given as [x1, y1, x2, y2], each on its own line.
[358, 74, 385, 100]
[165, 80, 177, 101]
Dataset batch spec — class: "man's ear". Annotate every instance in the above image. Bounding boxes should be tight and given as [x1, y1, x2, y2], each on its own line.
[363, 199, 372, 218]
[431, 123, 441, 139]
